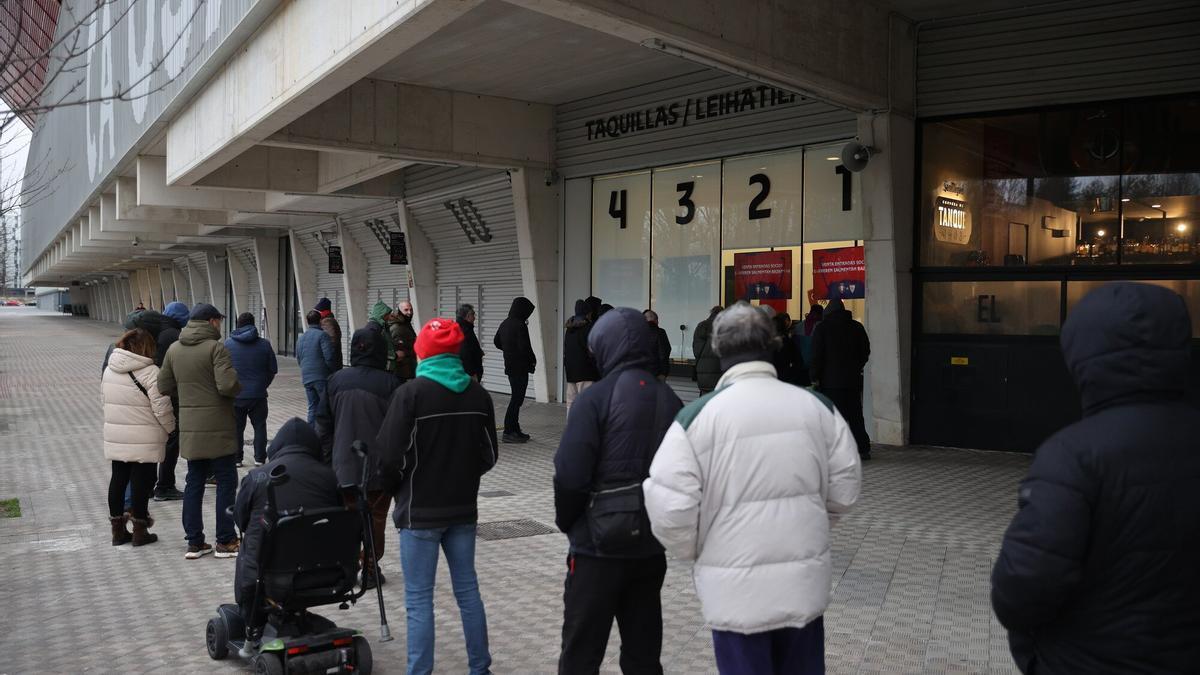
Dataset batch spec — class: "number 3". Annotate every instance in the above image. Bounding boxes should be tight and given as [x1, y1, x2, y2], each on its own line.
[676, 181, 695, 225]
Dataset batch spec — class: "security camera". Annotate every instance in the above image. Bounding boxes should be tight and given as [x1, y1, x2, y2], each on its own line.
[544, 169, 559, 187]
[131, 236, 140, 247]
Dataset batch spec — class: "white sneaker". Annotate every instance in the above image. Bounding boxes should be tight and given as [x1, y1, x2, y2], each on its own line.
[185, 543, 213, 559]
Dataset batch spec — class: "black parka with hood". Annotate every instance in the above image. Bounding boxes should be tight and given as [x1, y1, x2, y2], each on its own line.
[564, 299, 600, 383]
[233, 419, 341, 602]
[991, 282, 1200, 674]
[494, 296, 536, 375]
[553, 307, 683, 558]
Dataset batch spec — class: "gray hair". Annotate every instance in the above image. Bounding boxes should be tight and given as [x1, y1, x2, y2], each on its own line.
[711, 301, 780, 358]
[456, 303, 475, 321]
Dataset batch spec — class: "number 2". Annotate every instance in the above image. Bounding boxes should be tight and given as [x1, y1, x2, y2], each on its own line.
[608, 189, 627, 229]
[748, 173, 772, 220]
[676, 181, 695, 225]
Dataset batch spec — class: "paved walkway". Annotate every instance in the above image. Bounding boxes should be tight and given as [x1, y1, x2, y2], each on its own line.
[0, 309, 1030, 674]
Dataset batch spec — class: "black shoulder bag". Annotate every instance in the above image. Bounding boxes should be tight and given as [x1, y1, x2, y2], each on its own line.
[129, 372, 151, 399]
[585, 375, 667, 553]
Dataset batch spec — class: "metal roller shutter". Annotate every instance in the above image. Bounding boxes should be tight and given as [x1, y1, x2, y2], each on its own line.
[187, 252, 211, 305]
[294, 221, 352, 355]
[404, 167, 529, 397]
[172, 259, 192, 305]
[340, 202, 410, 313]
[917, 0, 1200, 117]
[228, 241, 263, 325]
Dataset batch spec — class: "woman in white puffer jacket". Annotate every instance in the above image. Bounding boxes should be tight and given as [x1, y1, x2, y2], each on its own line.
[103, 328, 175, 547]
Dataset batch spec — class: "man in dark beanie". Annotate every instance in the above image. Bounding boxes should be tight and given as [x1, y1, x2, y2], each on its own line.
[315, 327, 402, 588]
[376, 317, 498, 675]
[992, 282, 1200, 673]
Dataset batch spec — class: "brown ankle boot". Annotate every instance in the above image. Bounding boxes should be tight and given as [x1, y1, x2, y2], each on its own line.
[110, 515, 132, 546]
[130, 516, 158, 547]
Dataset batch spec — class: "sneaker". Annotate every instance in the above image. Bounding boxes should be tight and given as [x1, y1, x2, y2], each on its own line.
[235, 461, 245, 468]
[185, 543, 213, 559]
[153, 487, 184, 502]
[253, 460, 264, 467]
[214, 540, 240, 558]
[516, 431, 531, 441]
[502, 432, 527, 444]
[205, 475, 217, 486]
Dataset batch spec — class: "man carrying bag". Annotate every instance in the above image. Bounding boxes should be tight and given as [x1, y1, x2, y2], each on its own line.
[553, 307, 682, 674]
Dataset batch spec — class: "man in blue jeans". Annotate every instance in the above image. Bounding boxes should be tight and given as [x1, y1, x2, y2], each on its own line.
[295, 309, 336, 423]
[376, 317, 498, 675]
[225, 313, 278, 466]
[158, 303, 243, 559]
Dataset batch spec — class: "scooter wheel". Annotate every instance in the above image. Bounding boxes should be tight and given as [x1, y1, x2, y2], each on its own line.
[255, 652, 283, 675]
[353, 636, 373, 675]
[206, 617, 229, 660]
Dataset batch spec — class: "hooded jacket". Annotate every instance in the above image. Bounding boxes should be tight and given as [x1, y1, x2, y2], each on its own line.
[389, 311, 418, 380]
[692, 309, 722, 391]
[563, 299, 599, 383]
[102, 310, 168, 374]
[316, 328, 402, 489]
[367, 301, 396, 370]
[233, 419, 341, 601]
[457, 316, 484, 379]
[643, 359, 861, 633]
[810, 299, 870, 389]
[494, 297, 536, 375]
[320, 316, 343, 372]
[156, 302, 190, 367]
[375, 353, 498, 530]
[102, 348, 176, 463]
[296, 324, 336, 385]
[991, 282, 1200, 674]
[224, 325, 278, 402]
[158, 320, 242, 460]
[553, 307, 683, 558]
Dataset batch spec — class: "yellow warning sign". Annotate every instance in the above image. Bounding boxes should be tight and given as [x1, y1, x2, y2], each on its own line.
[950, 356, 969, 366]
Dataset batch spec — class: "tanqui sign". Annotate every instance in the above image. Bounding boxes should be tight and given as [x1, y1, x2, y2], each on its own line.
[585, 86, 799, 141]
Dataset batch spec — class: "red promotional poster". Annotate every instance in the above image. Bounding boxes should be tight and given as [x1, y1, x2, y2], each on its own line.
[811, 246, 866, 301]
[733, 250, 792, 300]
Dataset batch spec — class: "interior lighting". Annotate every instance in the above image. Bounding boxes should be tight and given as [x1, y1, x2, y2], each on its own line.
[1097, 229, 1106, 237]
[825, 156, 839, 161]
[1151, 204, 1162, 208]
[1121, 198, 1131, 203]
[1178, 223, 1189, 233]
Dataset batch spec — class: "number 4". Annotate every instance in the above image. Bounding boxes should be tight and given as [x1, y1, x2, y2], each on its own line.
[608, 189, 627, 229]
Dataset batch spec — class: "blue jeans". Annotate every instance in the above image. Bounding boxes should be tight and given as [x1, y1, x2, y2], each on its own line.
[304, 381, 326, 424]
[182, 455, 237, 546]
[399, 524, 491, 675]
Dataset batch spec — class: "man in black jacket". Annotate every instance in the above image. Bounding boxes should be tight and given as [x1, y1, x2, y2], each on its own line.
[456, 303, 484, 382]
[692, 306, 723, 394]
[554, 307, 683, 674]
[154, 302, 190, 501]
[810, 298, 871, 459]
[376, 317, 498, 675]
[315, 328, 401, 588]
[642, 309, 672, 381]
[564, 299, 599, 410]
[493, 296, 536, 442]
[233, 419, 341, 635]
[991, 282, 1200, 674]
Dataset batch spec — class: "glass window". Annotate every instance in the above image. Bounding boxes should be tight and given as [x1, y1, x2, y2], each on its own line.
[721, 149, 804, 249]
[922, 280, 1061, 335]
[592, 171, 651, 310]
[651, 161, 721, 360]
[803, 143, 864, 243]
[803, 241, 867, 325]
[1067, 279, 1200, 337]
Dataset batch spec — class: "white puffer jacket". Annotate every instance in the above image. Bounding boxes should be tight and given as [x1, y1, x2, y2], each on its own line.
[643, 361, 861, 633]
[102, 348, 175, 463]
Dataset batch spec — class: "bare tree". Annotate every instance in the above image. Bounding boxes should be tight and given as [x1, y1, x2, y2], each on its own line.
[0, 0, 207, 288]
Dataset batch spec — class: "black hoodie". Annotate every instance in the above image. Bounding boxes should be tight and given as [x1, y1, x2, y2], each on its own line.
[553, 307, 683, 558]
[494, 296, 536, 375]
[564, 299, 600, 383]
[992, 283, 1200, 674]
[810, 298, 870, 389]
[233, 419, 341, 601]
[315, 328, 402, 488]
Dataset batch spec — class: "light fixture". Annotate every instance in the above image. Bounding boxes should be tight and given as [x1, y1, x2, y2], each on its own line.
[825, 156, 839, 161]
[1151, 204, 1162, 208]
[1121, 198, 1131, 203]
[1097, 229, 1107, 237]
[1178, 223, 1189, 233]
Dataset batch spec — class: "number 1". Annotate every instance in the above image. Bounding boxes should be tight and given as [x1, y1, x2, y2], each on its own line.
[835, 165, 852, 211]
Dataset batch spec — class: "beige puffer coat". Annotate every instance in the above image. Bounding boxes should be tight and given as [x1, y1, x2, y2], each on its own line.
[102, 348, 175, 463]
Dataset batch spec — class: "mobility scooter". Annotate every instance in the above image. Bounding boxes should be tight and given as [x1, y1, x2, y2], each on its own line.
[205, 442, 391, 674]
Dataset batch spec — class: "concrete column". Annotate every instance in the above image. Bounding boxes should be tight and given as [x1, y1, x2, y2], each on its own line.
[205, 251, 229, 321]
[396, 201, 436, 325]
[253, 236, 281, 344]
[336, 216, 368, 331]
[107, 280, 119, 322]
[228, 248, 251, 318]
[160, 266, 177, 303]
[511, 167, 560, 403]
[101, 282, 114, 322]
[147, 266, 165, 310]
[288, 231, 317, 326]
[860, 112, 915, 447]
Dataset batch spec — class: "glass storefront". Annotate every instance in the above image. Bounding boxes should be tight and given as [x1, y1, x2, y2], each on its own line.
[588, 142, 865, 362]
[913, 93, 1200, 452]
